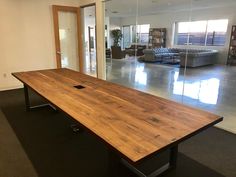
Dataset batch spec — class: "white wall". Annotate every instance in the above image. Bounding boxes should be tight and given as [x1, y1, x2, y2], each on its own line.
[110, 17, 122, 30]
[0, 0, 80, 91]
[79, 0, 94, 6]
[120, 5, 236, 64]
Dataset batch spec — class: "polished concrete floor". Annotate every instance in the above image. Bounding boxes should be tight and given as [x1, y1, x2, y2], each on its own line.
[106, 57, 236, 134]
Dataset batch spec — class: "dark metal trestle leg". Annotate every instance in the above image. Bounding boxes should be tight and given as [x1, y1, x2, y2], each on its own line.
[23, 84, 57, 111]
[108, 149, 120, 177]
[169, 145, 178, 169]
[121, 145, 179, 177]
[24, 84, 30, 111]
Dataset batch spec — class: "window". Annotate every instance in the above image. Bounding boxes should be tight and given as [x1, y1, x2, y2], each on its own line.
[175, 19, 228, 46]
[206, 20, 228, 46]
[136, 24, 150, 44]
[122, 24, 150, 47]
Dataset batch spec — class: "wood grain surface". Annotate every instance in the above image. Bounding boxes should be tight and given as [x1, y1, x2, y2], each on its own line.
[12, 68, 223, 163]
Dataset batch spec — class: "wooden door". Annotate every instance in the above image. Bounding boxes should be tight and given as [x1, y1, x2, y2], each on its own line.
[52, 5, 83, 72]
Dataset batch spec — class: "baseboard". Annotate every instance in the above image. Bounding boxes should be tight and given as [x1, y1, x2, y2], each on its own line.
[0, 85, 23, 91]
[215, 124, 236, 135]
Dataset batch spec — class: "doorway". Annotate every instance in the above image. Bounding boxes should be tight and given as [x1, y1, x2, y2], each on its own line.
[81, 5, 97, 77]
[52, 5, 82, 71]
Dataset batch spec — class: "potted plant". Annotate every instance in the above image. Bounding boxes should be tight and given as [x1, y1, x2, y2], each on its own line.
[111, 29, 124, 59]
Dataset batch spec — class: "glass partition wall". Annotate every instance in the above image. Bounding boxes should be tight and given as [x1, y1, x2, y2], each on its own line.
[104, 0, 236, 134]
[182, 1, 236, 134]
[104, 0, 191, 98]
[105, 0, 140, 87]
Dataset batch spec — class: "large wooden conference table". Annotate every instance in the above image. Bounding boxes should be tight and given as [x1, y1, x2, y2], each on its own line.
[13, 68, 223, 177]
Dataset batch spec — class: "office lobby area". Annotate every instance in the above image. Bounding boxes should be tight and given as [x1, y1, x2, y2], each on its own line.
[106, 58, 236, 134]
[103, 0, 236, 135]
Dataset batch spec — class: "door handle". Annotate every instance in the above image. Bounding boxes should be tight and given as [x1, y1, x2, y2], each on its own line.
[57, 51, 62, 55]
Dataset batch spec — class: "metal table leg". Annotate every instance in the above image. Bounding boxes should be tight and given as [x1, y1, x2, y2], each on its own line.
[24, 84, 30, 111]
[23, 84, 57, 111]
[122, 145, 178, 177]
[169, 146, 178, 169]
[108, 149, 121, 177]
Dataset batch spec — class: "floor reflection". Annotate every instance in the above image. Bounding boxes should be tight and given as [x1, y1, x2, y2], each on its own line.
[135, 65, 147, 85]
[106, 57, 236, 133]
[174, 75, 220, 105]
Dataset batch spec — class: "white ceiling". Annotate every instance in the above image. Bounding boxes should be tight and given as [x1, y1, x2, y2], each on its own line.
[105, 0, 236, 17]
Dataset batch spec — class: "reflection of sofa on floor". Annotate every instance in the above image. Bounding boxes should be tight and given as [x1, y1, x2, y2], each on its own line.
[142, 48, 218, 67]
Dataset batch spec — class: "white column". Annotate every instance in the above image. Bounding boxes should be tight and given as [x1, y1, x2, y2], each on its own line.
[95, 0, 106, 80]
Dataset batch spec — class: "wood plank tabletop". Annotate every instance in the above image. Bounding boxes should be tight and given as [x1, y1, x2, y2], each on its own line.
[12, 68, 223, 163]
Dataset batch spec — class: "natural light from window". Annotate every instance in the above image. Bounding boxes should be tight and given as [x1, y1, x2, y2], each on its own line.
[122, 24, 150, 48]
[173, 73, 220, 105]
[178, 21, 207, 33]
[137, 24, 150, 33]
[176, 19, 228, 46]
[208, 19, 228, 32]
